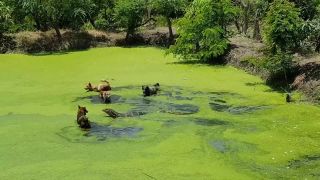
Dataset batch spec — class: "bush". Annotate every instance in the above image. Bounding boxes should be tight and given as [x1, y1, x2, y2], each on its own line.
[0, 35, 16, 53]
[241, 52, 298, 88]
[114, 0, 146, 40]
[14, 30, 109, 53]
[95, 18, 109, 30]
[263, 0, 305, 52]
[0, 1, 12, 36]
[168, 0, 236, 62]
[263, 52, 298, 87]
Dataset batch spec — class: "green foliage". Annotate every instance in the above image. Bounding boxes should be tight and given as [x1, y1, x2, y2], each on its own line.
[114, 0, 146, 39]
[152, 0, 188, 41]
[302, 4, 320, 52]
[289, 0, 320, 20]
[264, 51, 294, 76]
[308, 18, 320, 52]
[169, 0, 236, 62]
[11, 0, 97, 34]
[95, 3, 116, 31]
[152, 0, 188, 18]
[241, 56, 265, 68]
[95, 18, 109, 30]
[0, 1, 12, 35]
[263, 0, 304, 52]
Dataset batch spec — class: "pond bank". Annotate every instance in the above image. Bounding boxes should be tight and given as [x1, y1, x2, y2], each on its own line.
[227, 36, 320, 103]
[1, 28, 173, 54]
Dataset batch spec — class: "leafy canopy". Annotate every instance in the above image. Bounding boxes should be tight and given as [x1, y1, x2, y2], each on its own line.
[168, 0, 236, 62]
[114, 0, 146, 38]
[263, 0, 304, 52]
[0, 1, 12, 35]
[152, 0, 188, 18]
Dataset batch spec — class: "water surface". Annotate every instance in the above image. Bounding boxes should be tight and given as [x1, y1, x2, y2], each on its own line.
[0, 47, 319, 179]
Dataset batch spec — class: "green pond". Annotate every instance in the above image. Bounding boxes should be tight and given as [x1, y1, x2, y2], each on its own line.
[0, 47, 319, 179]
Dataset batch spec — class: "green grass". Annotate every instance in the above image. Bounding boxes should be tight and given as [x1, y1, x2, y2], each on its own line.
[0, 47, 319, 179]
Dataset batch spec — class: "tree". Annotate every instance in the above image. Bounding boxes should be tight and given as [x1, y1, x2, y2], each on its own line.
[232, 0, 269, 39]
[252, 0, 269, 40]
[263, 0, 304, 52]
[0, 1, 12, 37]
[114, 0, 147, 41]
[304, 6, 320, 52]
[18, 0, 96, 40]
[169, 0, 236, 62]
[310, 18, 320, 52]
[289, 0, 320, 20]
[152, 0, 188, 43]
[92, 0, 116, 30]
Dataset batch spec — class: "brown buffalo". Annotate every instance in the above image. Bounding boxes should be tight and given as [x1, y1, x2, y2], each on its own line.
[85, 80, 111, 92]
[77, 105, 91, 129]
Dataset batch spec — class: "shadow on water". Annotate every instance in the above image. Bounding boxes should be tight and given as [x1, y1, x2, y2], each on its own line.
[209, 102, 270, 114]
[73, 94, 125, 104]
[57, 123, 143, 143]
[160, 117, 230, 128]
[245, 82, 265, 87]
[103, 94, 200, 116]
[112, 85, 137, 91]
[209, 93, 270, 115]
[209, 139, 257, 153]
[194, 118, 229, 126]
[161, 103, 199, 115]
[161, 90, 193, 100]
[288, 154, 320, 169]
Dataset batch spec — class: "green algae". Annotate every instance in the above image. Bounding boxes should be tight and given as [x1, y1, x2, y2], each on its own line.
[0, 47, 320, 179]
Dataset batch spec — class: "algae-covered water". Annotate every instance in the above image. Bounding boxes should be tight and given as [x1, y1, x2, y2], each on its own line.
[0, 47, 319, 179]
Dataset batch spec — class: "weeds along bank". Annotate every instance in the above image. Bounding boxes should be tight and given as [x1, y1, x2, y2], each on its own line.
[0, 29, 173, 53]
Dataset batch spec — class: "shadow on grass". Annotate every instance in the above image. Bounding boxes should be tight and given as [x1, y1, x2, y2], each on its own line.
[29, 51, 71, 56]
[168, 58, 227, 66]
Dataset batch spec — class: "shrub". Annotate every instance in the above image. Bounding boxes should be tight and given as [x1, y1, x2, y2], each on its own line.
[263, 51, 298, 87]
[168, 0, 236, 62]
[0, 35, 16, 53]
[14, 30, 110, 53]
[0, 1, 12, 36]
[263, 0, 305, 52]
[114, 0, 146, 40]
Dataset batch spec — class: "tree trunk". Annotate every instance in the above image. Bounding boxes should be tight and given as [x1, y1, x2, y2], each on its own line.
[34, 19, 42, 31]
[235, 20, 242, 34]
[253, 11, 261, 41]
[315, 37, 320, 52]
[89, 19, 96, 28]
[125, 31, 130, 42]
[195, 42, 200, 52]
[125, 27, 134, 42]
[242, 2, 250, 35]
[166, 16, 174, 44]
[54, 27, 62, 41]
[147, 7, 152, 20]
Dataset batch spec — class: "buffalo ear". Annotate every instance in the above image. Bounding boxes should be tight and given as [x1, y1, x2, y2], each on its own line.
[78, 105, 81, 109]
